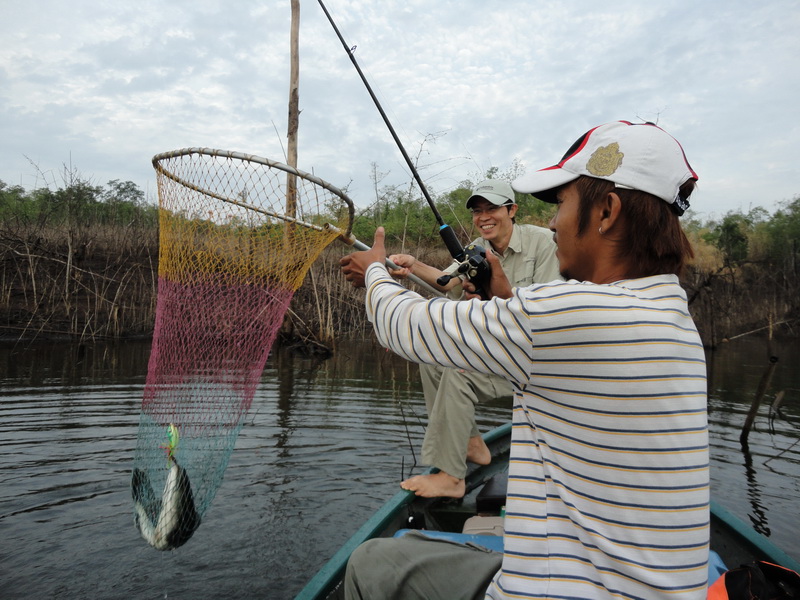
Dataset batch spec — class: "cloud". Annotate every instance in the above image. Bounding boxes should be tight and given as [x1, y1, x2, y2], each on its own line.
[1, 0, 798, 219]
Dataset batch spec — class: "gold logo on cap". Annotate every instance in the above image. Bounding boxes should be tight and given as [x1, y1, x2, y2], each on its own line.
[587, 143, 624, 177]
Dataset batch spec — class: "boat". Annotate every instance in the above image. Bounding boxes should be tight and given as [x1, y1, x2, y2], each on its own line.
[296, 423, 800, 599]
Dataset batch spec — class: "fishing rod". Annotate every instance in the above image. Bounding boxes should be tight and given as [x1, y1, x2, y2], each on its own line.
[317, 0, 491, 295]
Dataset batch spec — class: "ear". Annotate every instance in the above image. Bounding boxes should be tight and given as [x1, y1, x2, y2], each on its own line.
[507, 203, 519, 219]
[599, 191, 623, 234]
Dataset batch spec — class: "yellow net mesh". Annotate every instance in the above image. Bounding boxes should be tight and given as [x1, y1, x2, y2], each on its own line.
[155, 148, 352, 288]
[131, 149, 353, 550]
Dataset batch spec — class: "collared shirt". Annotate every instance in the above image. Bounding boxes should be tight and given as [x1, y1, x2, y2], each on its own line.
[364, 264, 710, 600]
[443, 224, 561, 299]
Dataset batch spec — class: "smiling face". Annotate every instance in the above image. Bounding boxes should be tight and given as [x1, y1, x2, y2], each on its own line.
[470, 198, 518, 253]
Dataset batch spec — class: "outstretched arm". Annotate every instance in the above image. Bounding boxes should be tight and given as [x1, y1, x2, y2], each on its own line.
[363, 262, 531, 385]
[341, 228, 530, 385]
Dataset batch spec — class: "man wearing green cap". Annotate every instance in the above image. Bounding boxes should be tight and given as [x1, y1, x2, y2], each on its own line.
[388, 178, 561, 498]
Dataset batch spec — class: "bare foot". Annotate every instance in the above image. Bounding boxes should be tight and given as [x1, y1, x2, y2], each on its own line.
[466, 435, 491, 466]
[400, 471, 466, 498]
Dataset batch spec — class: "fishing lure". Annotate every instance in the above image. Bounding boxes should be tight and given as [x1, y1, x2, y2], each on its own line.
[160, 423, 180, 462]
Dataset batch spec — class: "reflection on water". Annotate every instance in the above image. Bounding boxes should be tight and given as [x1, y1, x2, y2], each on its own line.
[706, 336, 800, 546]
[0, 335, 798, 599]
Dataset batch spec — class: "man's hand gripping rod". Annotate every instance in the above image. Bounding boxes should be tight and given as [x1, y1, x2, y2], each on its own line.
[326, 225, 444, 297]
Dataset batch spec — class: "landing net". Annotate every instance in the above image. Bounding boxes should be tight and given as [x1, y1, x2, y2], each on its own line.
[131, 148, 354, 550]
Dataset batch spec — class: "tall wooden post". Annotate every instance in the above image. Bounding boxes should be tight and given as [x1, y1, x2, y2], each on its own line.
[281, 0, 301, 340]
[286, 0, 300, 219]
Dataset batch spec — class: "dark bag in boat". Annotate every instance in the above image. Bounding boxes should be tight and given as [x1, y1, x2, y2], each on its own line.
[707, 560, 800, 599]
[476, 470, 507, 513]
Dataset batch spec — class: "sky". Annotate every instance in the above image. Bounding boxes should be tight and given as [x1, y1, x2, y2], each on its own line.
[1, 0, 799, 221]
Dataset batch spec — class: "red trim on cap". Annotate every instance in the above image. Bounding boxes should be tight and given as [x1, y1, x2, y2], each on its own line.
[676, 142, 698, 180]
[556, 125, 601, 168]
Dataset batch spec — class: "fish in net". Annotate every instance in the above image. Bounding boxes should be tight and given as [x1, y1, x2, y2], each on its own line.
[131, 148, 354, 550]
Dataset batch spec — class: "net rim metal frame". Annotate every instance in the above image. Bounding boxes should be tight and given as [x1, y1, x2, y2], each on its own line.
[152, 147, 355, 238]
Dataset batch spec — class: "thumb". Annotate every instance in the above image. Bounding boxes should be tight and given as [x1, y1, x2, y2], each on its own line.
[485, 247, 501, 267]
[373, 226, 386, 250]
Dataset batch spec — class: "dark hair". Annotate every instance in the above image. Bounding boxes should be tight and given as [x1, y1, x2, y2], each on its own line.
[508, 204, 516, 224]
[574, 176, 695, 277]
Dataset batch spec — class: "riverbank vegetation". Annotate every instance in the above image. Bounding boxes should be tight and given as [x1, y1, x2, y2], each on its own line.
[2, 169, 798, 349]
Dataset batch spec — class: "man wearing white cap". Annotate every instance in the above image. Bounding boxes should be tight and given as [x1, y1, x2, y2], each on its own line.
[388, 178, 560, 498]
[340, 121, 709, 599]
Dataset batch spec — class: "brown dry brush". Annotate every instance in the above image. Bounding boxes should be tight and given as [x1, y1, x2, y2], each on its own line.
[684, 261, 799, 347]
[2, 223, 798, 349]
[0, 221, 157, 342]
[281, 245, 371, 354]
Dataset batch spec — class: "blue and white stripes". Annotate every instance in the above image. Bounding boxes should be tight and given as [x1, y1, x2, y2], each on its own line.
[366, 264, 531, 384]
[365, 264, 709, 599]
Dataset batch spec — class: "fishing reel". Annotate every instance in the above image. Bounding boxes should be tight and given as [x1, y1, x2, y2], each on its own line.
[436, 243, 492, 299]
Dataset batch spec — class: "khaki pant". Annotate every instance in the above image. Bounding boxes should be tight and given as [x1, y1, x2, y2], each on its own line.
[420, 363, 511, 479]
[344, 531, 502, 600]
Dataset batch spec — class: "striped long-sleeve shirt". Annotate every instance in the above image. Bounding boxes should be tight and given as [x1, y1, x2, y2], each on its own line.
[364, 263, 709, 600]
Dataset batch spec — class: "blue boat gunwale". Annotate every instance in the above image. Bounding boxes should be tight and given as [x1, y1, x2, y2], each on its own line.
[709, 498, 800, 573]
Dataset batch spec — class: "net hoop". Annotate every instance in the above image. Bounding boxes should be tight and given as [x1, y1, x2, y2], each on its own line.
[152, 147, 355, 237]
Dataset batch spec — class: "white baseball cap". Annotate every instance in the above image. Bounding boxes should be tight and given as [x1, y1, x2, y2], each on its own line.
[466, 179, 516, 208]
[512, 121, 698, 215]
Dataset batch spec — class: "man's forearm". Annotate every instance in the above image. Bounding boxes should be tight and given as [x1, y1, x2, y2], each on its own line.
[365, 263, 530, 383]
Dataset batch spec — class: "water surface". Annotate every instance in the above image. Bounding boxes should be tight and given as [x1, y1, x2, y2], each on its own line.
[1, 336, 798, 598]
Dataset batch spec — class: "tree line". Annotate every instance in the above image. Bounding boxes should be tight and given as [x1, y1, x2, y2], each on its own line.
[1, 168, 798, 348]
